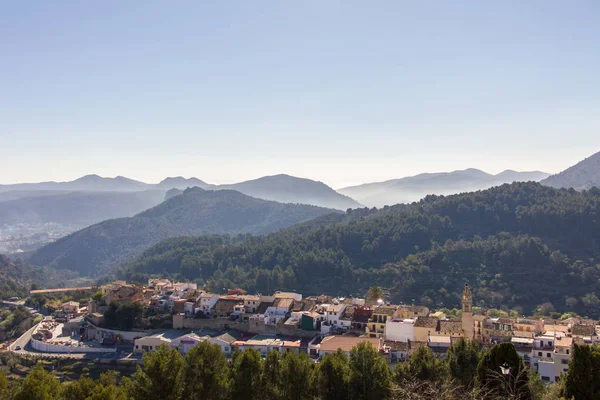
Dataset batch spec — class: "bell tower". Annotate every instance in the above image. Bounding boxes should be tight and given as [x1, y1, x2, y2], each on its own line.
[462, 283, 474, 339]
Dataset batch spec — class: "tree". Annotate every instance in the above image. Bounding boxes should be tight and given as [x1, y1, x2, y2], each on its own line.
[447, 338, 480, 389]
[476, 343, 531, 400]
[562, 344, 600, 400]
[63, 377, 97, 400]
[230, 348, 262, 400]
[396, 345, 448, 384]
[122, 343, 184, 400]
[349, 342, 392, 400]
[178, 341, 230, 400]
[279, 351, 314, 400]
[367, 286, 384, 302]
[103, 301, 143, 330]
[13, 364, 62, 400]
[260, 349, 282, 400]
[315, 349, 351, 400]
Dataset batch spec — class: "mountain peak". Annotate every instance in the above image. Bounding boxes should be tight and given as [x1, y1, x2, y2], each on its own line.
[542, 150, 600, 190]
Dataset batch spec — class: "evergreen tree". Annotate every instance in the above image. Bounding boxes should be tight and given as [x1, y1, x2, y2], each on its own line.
[349, 342, 392, 400]
[260, 349, 282, 400]
[279, 351, 314, 400]
[447, 338, 480, 389]
[122, 343, 184, 400]
[315, 349, 351, 400]
[476, 342, 531, 400]
[396, 345, 448, 383]
[13, 364, 62, 400]
[230, 348, 262, 400]
[178, 341, 230, 400]
[562, 344, 600, 400]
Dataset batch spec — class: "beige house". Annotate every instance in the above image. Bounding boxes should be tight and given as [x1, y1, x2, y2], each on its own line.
[414, 317, 440, 342]
[62, 301, 80, 314]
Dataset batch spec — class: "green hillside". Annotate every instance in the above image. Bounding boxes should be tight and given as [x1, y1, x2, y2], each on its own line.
[29, 188, 339, 276]
[119, 182, 600, 317]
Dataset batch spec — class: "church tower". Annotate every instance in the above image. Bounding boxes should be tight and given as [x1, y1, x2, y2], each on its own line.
[462, 283, 474, 340]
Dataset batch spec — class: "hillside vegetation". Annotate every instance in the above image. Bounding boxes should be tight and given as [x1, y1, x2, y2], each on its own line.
[29, 188, 339, 276]
[120, 182, 600, 317]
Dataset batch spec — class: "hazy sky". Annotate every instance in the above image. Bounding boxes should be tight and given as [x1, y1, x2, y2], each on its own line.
[1, 1, 599, 188]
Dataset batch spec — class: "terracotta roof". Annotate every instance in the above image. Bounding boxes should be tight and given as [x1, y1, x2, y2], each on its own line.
[214, 298, 242, 314]
[439, 320, 463, 334]
[573, 324, 596, 336]
[384, 340, 409, 351]
[328, 304, 346, 313]
[398, 305, 428, 314]
[555, 337, 573, 347]
[341, 305, 356, 320]
[273, 298, 294, 309]
[373, 305, 397, 316]
[487, 329, 513, 337]
[497, 318, 514, 325]
[256, 301, 272, 314]
[414, 317, 439, 329]
[319, 336, 381, 352]
[473, 315, 489, 321]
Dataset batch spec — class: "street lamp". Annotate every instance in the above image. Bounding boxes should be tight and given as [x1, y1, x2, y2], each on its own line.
[500, 362, 511, 375]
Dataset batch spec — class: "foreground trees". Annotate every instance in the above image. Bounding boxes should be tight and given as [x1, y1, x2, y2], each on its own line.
[7, 340, 600, 400]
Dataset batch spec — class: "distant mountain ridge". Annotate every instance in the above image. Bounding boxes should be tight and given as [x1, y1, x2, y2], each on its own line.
[338, 169, 550, 207]
[28, 187, 340, 276]
[541, 151, 600, 190]
[1, 174, 360, 210]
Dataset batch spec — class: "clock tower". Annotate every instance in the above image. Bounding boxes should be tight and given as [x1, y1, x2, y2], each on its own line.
[462, 283, 474, 340]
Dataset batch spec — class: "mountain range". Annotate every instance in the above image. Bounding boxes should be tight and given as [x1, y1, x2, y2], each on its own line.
[0, 174, 359, 211]
[0, 190, 166, 229]
[338, 169, 550, 207]
[28, 187, 340, 276]
[541, 150, 600, 190]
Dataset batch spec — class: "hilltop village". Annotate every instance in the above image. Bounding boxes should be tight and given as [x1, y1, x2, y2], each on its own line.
[12, 279, 600, 385]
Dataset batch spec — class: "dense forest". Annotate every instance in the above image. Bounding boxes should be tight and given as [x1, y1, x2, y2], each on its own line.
[119, 182, 600, 317]
[2, 339, 595, 399]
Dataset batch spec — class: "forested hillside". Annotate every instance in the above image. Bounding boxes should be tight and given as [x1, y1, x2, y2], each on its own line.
[30, 188, 339, 276]
[119, 182, 600, 317]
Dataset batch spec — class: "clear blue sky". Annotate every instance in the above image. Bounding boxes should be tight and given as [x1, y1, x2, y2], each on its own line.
[1, 1, 599, 188]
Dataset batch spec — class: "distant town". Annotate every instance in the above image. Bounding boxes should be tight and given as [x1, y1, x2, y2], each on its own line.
[4, 279, 596, 385]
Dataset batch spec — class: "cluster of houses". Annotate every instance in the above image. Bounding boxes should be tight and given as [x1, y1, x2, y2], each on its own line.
[86, 280, 600, 383]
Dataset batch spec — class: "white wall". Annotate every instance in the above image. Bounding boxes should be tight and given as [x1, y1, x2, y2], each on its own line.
[31, 338, 116, 354]
[385, 320, 414, 342]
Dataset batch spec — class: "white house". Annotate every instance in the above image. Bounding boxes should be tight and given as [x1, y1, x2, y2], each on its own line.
[184, 302, 195, 317]
[199, 293, 219, 316]
[134, 333, 172, 353]
[210, 332, 239, 356]
[325, 304, 347, 328]
[171, 333, 209, 354]
[385, 318, 415, 342]
[264, 298, 293, 325]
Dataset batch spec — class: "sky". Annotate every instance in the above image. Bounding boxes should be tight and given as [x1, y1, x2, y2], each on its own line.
[1, 1, 599, 189]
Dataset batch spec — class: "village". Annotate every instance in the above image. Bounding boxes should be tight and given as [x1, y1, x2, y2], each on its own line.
[11, 279, 600, 385]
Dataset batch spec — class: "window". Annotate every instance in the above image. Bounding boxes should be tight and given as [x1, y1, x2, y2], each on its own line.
[561, 359, 569, 365]
[538, 352, 542, 357]
[541, 376, 550, 382]
[224, 346, 230, 352]
[566, 349, 570, 355]
[547, 353, 551, 358]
